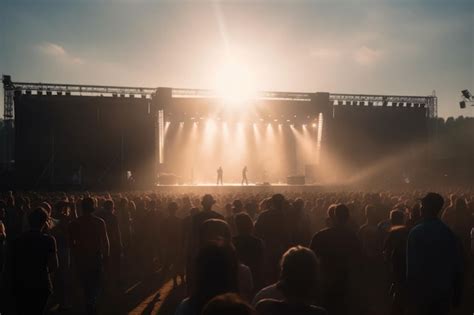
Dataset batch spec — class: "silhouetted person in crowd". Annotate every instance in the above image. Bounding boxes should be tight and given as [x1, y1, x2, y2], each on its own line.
[5, 194, 24, 241]
[405, 203, 421, 229]
[406, 192, 464, 315]
[217, 166, 223, 185]
[116, 197, 132, 260]
[443, 198, 473, 260]
[96, 199, 122, 293]
[162, 201, 185, 286]
[383, 219, 410, 315]
[191, 195, 224, 243]
[197, 219, 254, 300]
[358, 204, 382, 262]
[9, 207, 58, 315]
[50, 200, 74, 310]
[202, 293, 257, 315]
[226, 199, 244, 235]
[255, 193, 291, 285]
[69, 197, 110, 315]
[256, 246, 327, 315]
[288, 198, 312, 246]
[242, 166, 248, 186]
[176, 243, 239, 315]
[233, 212, 265, 291]
[310, 203, 360, 315]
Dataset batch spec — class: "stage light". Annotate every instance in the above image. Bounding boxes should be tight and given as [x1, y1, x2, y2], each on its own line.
[302, 124, 307, 128]
[214, 58, 257, 106]
[312, 123, 317, 128]
[316, 113, 323, 164]
[274, 119, 278, 122]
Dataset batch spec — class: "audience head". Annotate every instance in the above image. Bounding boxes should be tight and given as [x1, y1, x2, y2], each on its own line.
[293, 198, 304, 211]
[232, 199, 243, 213]
[277, 246, 318, 301]
[271, 193, 285, 211]
[225, 203, 232, 215]
[365, 204, 377, 224]
[202, 293, 256, 315]
[202, 194, 216, 211]
[28, 207, 49, 231]
[234, 212, 254, 236]
[82, 197, 96, 214]
[390, 209, 405, 226]
[334, 203, 350, 226]
[104, 199, 114, 213]
[40, 201, 52, 216]
[325, 204, 337, 227]
[420, 192, 444, 218]
[455, 198, 467, 212]
[168, 201, 178, 215]
[54, 200, 70, 218]
[410, 203, 421, 221]
[200, 219, 231, 246]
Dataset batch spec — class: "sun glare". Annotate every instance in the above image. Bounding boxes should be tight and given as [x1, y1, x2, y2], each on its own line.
[214, 59, 257, 106]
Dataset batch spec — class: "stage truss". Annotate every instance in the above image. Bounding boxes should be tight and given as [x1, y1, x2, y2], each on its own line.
[3, 76, 437, 120]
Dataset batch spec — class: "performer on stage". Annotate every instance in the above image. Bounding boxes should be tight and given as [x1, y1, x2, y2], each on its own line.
[241, 166, 248, 186]
[217, 166, 223, 185]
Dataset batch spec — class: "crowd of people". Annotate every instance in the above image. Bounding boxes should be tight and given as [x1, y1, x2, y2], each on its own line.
[0, 189, 472, 315]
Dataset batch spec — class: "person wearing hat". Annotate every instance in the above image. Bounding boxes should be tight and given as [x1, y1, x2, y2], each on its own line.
[406, 193, 464, 315]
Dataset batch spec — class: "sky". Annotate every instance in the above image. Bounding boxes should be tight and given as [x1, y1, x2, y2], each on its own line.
[0, 0, 473, 118]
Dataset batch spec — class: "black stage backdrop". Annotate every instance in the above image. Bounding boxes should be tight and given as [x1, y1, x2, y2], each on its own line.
[14, 94, 156, 189]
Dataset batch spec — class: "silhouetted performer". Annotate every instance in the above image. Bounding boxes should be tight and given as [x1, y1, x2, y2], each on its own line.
[217, 166, 223, 185]
[242, 166, 248, 186]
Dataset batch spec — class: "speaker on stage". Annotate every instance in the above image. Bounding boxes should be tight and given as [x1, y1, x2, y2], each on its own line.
[287, 175, 305, 185]
[158, 173, 180, 185]
[305, 164, 318, 183]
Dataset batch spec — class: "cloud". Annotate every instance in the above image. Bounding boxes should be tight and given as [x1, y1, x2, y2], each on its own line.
[353, 46, 382, 66]
[310, 48, 342, 61]
[37, 42, 84, 65]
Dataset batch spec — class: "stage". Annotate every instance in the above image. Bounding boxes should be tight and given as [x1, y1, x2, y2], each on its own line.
[153, 183, 335, 194]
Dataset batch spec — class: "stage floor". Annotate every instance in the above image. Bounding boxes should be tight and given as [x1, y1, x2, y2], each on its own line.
[154, 183, 332, 193]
